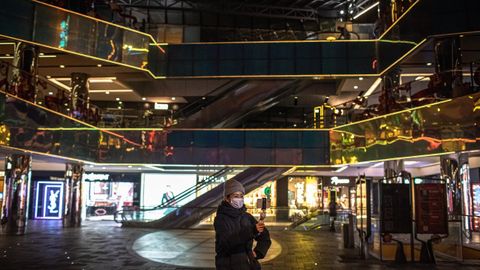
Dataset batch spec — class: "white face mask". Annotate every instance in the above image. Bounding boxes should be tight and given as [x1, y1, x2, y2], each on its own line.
[230, 198, 244, 209]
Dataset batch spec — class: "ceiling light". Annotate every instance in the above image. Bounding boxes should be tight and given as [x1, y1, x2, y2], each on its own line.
[171, 97, 176, 101]
[142, 97, 146, 101]
[48, 78, 71, 91]
[138, 168, 142, 170]
[38, 101, 42, 105]
[89, 77, 116, 83]
[105, 91, 110, 95]
[202, 97, 206, 100]
[89, 89, 133, 93]
[59, 65, 65, 68]
[117, 106, 121, 109]
[363, 78, 382, 97]
[101, 167, 106, 169]
[340, 10, 345, 15]
[97, 64, 102, 67]
[353, 2, 379, 20]
[46, 75, 51, 79]
[128, 165, 132, 168]
[118, 101, 122, 104]
[426, 62, 432, 66]
[48, 92, 53, 95]
[115, 97, 120, 101]
[359, 77, 364, 81]
[354, 85, 359, 89]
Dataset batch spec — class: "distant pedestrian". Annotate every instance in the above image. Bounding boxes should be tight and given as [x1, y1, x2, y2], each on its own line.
[329, 200, 337, 232]
[214, 179, 271, 270]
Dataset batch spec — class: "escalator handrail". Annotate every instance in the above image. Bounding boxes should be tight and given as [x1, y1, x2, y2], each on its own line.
[155, 167, 233, 208]
[173, 80, 246, 119]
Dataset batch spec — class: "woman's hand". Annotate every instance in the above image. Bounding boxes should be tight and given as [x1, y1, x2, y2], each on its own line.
[256, 220, 265, 233]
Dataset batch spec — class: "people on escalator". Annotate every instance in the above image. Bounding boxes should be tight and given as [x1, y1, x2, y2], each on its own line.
[214, 179, 271, 270]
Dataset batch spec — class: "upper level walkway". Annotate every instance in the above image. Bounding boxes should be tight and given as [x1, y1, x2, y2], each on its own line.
[3, 0, 479, 79]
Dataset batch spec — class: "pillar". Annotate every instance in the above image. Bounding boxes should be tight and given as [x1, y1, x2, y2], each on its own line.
[0, 155, 32, 235]
[440, 155, 462, 217]
[63, 163, 83, 227]
[9, 42, 39, 102]
[441, 153, 472, 231]
[70, 73, 89, 120]
[275, 176, 289, 221]
[384, 160, 404, 183]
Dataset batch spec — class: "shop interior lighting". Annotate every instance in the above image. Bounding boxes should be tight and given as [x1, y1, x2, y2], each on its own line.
[335, 165, 348, 172]
[142, 97, 147, 101]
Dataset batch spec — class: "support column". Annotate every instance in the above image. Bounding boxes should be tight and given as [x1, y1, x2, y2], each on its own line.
[70, 73, 89, 120]
[9, 43, 39, 102]
[63, 163, 84, 227]
[384, 160, 404, 183]
[0, 155, 32, 235]
[441, 154, 472, 230]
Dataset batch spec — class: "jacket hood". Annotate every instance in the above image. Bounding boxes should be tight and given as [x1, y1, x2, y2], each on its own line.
[217, 200, 246, 219]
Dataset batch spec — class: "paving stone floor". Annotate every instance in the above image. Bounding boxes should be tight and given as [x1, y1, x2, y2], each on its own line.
[0, 220, 478, 270]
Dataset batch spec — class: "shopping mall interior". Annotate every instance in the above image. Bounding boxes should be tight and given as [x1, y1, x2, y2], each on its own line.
[0, 0, 480, 269]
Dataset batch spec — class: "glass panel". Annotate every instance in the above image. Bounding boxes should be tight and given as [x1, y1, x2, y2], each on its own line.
[331, 92, 480, 165]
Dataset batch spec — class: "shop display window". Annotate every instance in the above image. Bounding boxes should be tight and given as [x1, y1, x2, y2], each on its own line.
[86, 181, 134, 218]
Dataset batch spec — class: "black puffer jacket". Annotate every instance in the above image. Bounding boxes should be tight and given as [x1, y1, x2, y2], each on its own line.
[214, 201, 271, 270]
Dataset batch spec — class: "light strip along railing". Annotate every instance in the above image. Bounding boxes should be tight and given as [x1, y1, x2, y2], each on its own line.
[155, 167, 233, 209]
[0, 60, 103, 125]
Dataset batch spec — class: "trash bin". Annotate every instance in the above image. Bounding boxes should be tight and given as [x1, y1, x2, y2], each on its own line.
[343, 222, 354, 248]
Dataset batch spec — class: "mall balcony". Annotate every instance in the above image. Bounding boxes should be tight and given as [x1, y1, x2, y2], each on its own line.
[1, 0, 480, 269]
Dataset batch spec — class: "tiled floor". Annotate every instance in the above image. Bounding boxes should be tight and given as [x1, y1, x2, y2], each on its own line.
[0, 220, 479, 270]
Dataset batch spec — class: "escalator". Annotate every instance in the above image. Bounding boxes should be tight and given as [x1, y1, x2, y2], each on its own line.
[176, 80, 306, 128]
[121, 167, 287, 228]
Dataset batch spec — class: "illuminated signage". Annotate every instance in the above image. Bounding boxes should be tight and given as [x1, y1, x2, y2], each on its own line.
[59, 16, 70, 49]
[330, 177, 351, 185]
[154, 103, 169, 110]
[34, 181, 64, 219]
[83, 173, 110, 181]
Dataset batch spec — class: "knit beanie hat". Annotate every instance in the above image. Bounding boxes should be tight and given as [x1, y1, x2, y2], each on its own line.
[224, 179, 245, 197]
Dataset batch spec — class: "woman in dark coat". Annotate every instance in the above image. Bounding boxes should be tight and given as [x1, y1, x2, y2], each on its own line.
[214, 179, 271, 270]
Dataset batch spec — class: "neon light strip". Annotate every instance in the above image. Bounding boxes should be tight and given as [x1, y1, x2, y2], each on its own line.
[353, 2, 379, 20]
[378, 0, 421, 40]
[36, 127, 330, 131]
[0, 33, 166, 79]
[0, 90, 142, 147]
[332, 98, 452, 130]
[333, 151, 456, 166]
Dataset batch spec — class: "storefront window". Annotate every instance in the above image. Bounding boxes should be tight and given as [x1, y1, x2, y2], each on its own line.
[244, 181, 276, 218]
[85, 181, 134, 219]
[288, 176, 319, 210]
